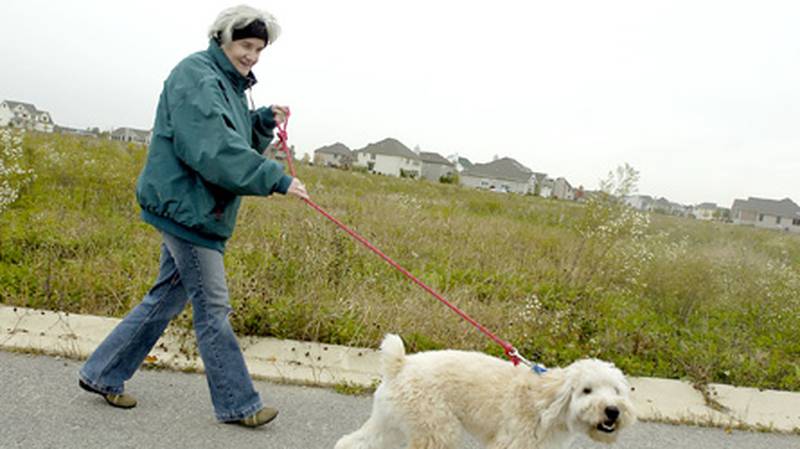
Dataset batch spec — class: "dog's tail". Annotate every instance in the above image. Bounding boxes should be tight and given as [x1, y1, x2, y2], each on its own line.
[380, 334, 406, 380]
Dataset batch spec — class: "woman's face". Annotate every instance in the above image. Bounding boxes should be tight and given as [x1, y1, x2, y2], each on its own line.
[222, 37, 266, 76]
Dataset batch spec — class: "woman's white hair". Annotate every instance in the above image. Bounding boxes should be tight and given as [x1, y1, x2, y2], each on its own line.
[208, 5, 281, 46]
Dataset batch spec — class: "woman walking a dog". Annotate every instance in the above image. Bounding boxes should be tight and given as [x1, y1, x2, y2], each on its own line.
[78, 5, 307, 428]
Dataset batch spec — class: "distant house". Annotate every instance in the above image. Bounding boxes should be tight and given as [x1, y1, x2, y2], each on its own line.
[693, 203, 718, 221]
[539, 177, 555, 198]
[459, 157, 537, 194]
[54, 125, 99, 138]
[111, 127, 151, 145]
[651, 197, 673, 214]
[552, 177, 575, 200]
[0, 100, 55, 132]
[353, 138, 421, 177]
[648, 197, 688, 216]
[670, 202, 690, 217]
[314, 142, 353, 168]
[731, 197, 800, 233]
[419, 151, 455, 181]
[624, 194, 654, 211]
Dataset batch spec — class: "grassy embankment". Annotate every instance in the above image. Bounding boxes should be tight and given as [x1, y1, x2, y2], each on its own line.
[1, 130, 798, 391]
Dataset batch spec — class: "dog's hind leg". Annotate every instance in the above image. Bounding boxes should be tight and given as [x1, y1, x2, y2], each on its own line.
[335, 385, 406, 449]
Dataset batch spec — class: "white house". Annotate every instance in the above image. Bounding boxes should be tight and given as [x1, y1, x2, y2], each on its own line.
[459, 157, 538, 194]
[0, 100, 55, 132]
[552, 177, 575, 200]
[624, 195, 654, 211]
[353, 138, 421, 177]
[314, 142, 353, 168]
[693, 202, 718, 220]
[539, 177, 555, 198]
[731, 197, 800, 233]
[419, 151, 455, 182]
[110, 127, 152, 145]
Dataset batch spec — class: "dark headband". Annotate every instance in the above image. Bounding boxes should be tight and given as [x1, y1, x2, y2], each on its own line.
[232, 19, 269, 44]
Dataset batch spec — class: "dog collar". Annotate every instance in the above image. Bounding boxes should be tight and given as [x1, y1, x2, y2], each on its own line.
[531, 364, 548, 375]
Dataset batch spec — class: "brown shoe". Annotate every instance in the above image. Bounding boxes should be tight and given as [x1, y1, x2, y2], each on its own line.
[237, 407, 279, 428]
[79, 379, 138, 409]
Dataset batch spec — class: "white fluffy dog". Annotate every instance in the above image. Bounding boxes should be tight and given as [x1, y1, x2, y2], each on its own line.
[335, 334, 635, 449]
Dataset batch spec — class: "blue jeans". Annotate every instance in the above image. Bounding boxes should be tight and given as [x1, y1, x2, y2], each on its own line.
[79, 232, 263, 422]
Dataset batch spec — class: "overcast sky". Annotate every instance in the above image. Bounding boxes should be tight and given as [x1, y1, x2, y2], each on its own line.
[2, 0, 798, 206]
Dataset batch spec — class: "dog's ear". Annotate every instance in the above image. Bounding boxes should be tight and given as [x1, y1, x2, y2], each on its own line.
[538, 371, 573, 432]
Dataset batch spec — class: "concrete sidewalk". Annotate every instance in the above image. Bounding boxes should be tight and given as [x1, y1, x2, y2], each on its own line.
[1, 305, 798, 434]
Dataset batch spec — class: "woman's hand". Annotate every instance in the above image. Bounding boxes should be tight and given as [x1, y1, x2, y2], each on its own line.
[271, 105, 290, 125]
[287, 178, 309, 200]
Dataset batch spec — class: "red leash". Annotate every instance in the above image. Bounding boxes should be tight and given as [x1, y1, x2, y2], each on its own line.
[274, 111, 530, 367]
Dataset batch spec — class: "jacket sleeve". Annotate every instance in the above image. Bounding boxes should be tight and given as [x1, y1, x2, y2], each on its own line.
[251, 106, 276, 154]
[170, 78, 292, 196]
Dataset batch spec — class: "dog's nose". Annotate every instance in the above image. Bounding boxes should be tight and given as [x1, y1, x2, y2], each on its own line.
[604, 406, 620, 421]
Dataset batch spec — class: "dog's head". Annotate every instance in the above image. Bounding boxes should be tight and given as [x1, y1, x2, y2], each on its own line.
[539, 358, 635, 444]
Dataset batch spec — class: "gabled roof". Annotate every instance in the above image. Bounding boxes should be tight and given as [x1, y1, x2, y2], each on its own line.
[419, 151, 453, 166]
[354, 138, 419, 159]
[314, 142, 352, 156]
[732, 197, 800, 217]
[2, 100, 44, 114]
[460, 157, 534, 183]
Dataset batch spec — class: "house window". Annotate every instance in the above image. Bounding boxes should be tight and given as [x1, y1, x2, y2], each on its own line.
[793, 218, 800, 226]
[758, 214, 764, 222]
[370, 153, 376, 160]
[776, 217, 781, 225]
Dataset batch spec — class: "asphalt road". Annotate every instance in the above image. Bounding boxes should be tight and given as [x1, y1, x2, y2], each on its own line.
[1, 350, 798, 449]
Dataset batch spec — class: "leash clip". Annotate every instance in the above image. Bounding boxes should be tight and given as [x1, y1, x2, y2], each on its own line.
[508, 348, 547, 375]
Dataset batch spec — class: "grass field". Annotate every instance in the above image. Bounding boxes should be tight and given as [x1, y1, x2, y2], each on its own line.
[1, 129, 799, 391]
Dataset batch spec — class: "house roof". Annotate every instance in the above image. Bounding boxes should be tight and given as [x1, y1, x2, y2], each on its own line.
[555, 177, 573, 189]
[354, 138, 419, 159]
[696, 202, 717, 210]
[653, 197, 672, 207]
[111, 127, 151, 138]
[3, 100, 48, 115]
[314, 142, 352, 156]
[732, 197, 800, 217]
[461, 157, 534, 183]
[419, 151, 454, 166]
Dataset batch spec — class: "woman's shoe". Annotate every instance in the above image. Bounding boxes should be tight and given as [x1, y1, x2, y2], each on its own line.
[236, 407, 279, 428]
[79, 379, 138, 409]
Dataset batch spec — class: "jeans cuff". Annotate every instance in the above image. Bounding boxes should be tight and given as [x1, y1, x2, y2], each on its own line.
[78, 371, 124, 395]
[215, 397, 264, 422]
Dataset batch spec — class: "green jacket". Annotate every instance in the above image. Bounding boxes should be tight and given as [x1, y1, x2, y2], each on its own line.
[136, 40, 292, 252]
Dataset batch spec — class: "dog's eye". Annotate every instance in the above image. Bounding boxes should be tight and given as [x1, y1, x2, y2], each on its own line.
[582, 387, 592, 394]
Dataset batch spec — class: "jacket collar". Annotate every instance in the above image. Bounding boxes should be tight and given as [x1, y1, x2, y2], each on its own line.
[208, 39, 258, 93]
